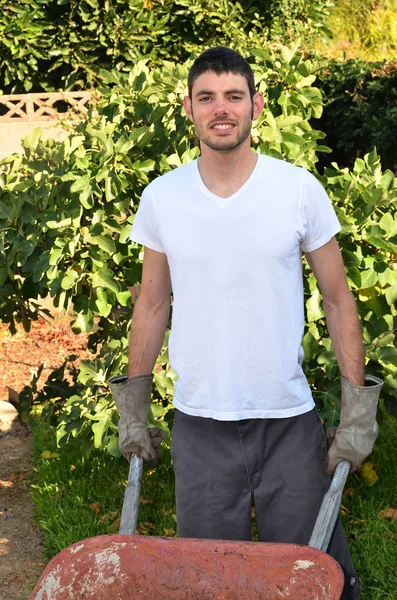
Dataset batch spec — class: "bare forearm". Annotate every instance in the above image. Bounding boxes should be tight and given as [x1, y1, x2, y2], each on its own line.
[323, 292, 365, 386]
[128, 294, 170, 378]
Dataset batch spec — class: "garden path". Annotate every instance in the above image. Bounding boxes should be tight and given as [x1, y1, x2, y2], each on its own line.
[0, 406, 44, 600]
[0, 318, 89, 599]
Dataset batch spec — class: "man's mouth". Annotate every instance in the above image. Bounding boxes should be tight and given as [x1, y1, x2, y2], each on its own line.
[211, 123, 235, 131]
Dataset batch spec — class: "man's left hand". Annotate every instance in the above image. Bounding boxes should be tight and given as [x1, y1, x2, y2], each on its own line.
[325, 375, 383, 475]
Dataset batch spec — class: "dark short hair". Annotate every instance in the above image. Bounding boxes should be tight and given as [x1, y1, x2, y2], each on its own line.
[188, 47, 256, 100]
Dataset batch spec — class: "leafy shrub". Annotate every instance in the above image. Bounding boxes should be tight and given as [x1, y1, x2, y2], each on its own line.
[314, 59, 397, 174]
[0, 0, 331, 93]
[259, 0, 332, 45]
[1, 45, 396, 456]
[316, 0, 397, 61]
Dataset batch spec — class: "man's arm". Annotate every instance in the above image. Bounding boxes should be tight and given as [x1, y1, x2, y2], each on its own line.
[305, 236, 383, 474]
[305, 236, 364, 386]
[108, 247, 171, 464]
[128, 247, 172, 377]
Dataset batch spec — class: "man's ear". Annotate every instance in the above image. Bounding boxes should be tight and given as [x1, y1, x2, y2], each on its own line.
[252, 92, 265, 121]
[183, 96, 194, 122]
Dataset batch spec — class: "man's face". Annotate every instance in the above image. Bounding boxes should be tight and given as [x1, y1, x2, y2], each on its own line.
[184, 71, 263, 153]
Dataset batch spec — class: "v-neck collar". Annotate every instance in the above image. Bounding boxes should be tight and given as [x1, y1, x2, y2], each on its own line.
[191, 153, 265, 209]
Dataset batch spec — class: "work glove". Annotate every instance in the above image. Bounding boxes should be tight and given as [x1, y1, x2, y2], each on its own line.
[108, 374, 166, 467]
[325, 375, 383, 475]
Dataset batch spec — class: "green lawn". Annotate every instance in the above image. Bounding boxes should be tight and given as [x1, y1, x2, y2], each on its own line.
[31, 415, 397, 598]
[340, 417, 397, 599]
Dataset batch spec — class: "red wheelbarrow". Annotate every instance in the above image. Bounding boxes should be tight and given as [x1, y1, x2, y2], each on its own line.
[30, 457, 350, 599]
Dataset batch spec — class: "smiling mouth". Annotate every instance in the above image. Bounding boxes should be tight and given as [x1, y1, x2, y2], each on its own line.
[211, 123, 235, 131]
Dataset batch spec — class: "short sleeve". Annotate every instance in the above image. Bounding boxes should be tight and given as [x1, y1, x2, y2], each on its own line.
[129, 186, 165, 253]
[300, 170, 341, 253]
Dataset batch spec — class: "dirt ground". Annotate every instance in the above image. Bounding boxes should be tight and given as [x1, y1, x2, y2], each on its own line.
[0, 318, 89, 599]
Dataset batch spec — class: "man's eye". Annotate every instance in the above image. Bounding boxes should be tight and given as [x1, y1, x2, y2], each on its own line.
[230, 96, 242, 101]
[199, 96, 210, 102]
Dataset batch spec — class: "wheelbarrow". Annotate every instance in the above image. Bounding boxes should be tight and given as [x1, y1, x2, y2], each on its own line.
[30, 456, 351, 599]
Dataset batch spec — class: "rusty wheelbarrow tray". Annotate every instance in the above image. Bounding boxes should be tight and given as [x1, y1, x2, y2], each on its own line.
[30, 458, 350, 600]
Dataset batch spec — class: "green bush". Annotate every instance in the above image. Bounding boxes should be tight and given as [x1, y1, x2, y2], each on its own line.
[314, 59, 397, 174]
[1, 45, 396, 457]
[0, 0, 331, 93]
[317, 0, 397, 62]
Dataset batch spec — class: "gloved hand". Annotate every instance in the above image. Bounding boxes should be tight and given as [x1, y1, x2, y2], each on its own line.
[108, 374, 166, 467]
[325, 375, 383, 475]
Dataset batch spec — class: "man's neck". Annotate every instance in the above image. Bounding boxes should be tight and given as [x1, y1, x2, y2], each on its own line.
[198, 145, 258, 198]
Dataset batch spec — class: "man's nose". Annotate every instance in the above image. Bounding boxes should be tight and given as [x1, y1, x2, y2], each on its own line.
[213, 101, 229, 116]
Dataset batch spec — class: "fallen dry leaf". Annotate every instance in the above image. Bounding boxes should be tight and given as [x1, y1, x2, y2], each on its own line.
[100, 511, 119, 524]
[0, 480, 13, 488]
[89, 502, 101, 514]
[137, 525, 149, 535]
[378, 507, 397, 520]
[9, 472, 27, 482]
[163, 528, 176, 537]
[140, 497, 153, 505]
[343, 488, 354, 498]
[382, 532, 394, 539]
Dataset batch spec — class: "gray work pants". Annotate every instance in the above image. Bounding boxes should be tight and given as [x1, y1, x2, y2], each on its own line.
[171, 408, 360, 600]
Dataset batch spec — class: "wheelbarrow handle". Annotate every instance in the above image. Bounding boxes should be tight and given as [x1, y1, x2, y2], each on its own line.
[119, 456, 351, 549]
[119, 454, 143, 535]
[308, 459, 351, 552]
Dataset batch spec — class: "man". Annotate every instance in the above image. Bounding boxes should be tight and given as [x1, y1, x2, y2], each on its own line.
[109, 47, 382, 599]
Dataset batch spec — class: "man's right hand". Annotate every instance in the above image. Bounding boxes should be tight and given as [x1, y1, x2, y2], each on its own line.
[108, 374, 166, 466]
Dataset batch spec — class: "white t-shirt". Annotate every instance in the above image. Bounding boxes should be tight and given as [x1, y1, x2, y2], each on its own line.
[130, 154, 341, 420]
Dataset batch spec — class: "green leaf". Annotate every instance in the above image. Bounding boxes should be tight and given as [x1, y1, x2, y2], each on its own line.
[359, 269, 378, 289]
[132, 159, 156, 173]
[22, 127, 43, 151]
[70, 174, 91, 194]
[79, 359, 105, 385]
[49, 248, 63, 266]
[306, 289, 324, 322]
[95, 299, 112, 317]
[116, 290, 131, 306]
[386, 285, 397, 306]
[91, 269, 121, 293]
[106, 434, 121, 458]
[89, 234, 116, 255]
[374, 332, 395, 348]
[61, 270, 79, 290]
[71, 310, 94, 333]
[66, 136, 86, 156]
[92, 414, 111, 449]
[120, 224, 133, 244]
[379, 346, 397, 365]
[302, 331, 321, 360]
[85, 124, 114, 153]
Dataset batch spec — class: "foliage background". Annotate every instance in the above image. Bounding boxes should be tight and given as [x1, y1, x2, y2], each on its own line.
[1, 4, 397, 598]
[1, 43, 396, 456]
[0, 0, 330, 94]
[315, 0, 397, 62]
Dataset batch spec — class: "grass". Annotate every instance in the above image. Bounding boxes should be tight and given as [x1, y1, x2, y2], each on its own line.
[341, 417, 397, 599]
[30, 420, 176, 560]
[30, 416, 397, 598]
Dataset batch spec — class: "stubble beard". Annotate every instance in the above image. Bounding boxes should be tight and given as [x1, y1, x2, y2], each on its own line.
[194, 115, 253, 152]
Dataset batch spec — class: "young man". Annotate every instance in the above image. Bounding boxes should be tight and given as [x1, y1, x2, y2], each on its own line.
[109, 47, 382, 599]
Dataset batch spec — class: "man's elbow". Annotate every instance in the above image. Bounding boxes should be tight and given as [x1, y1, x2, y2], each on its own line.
[135, 287, 171, 314]
[323, 287, 357, 314]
